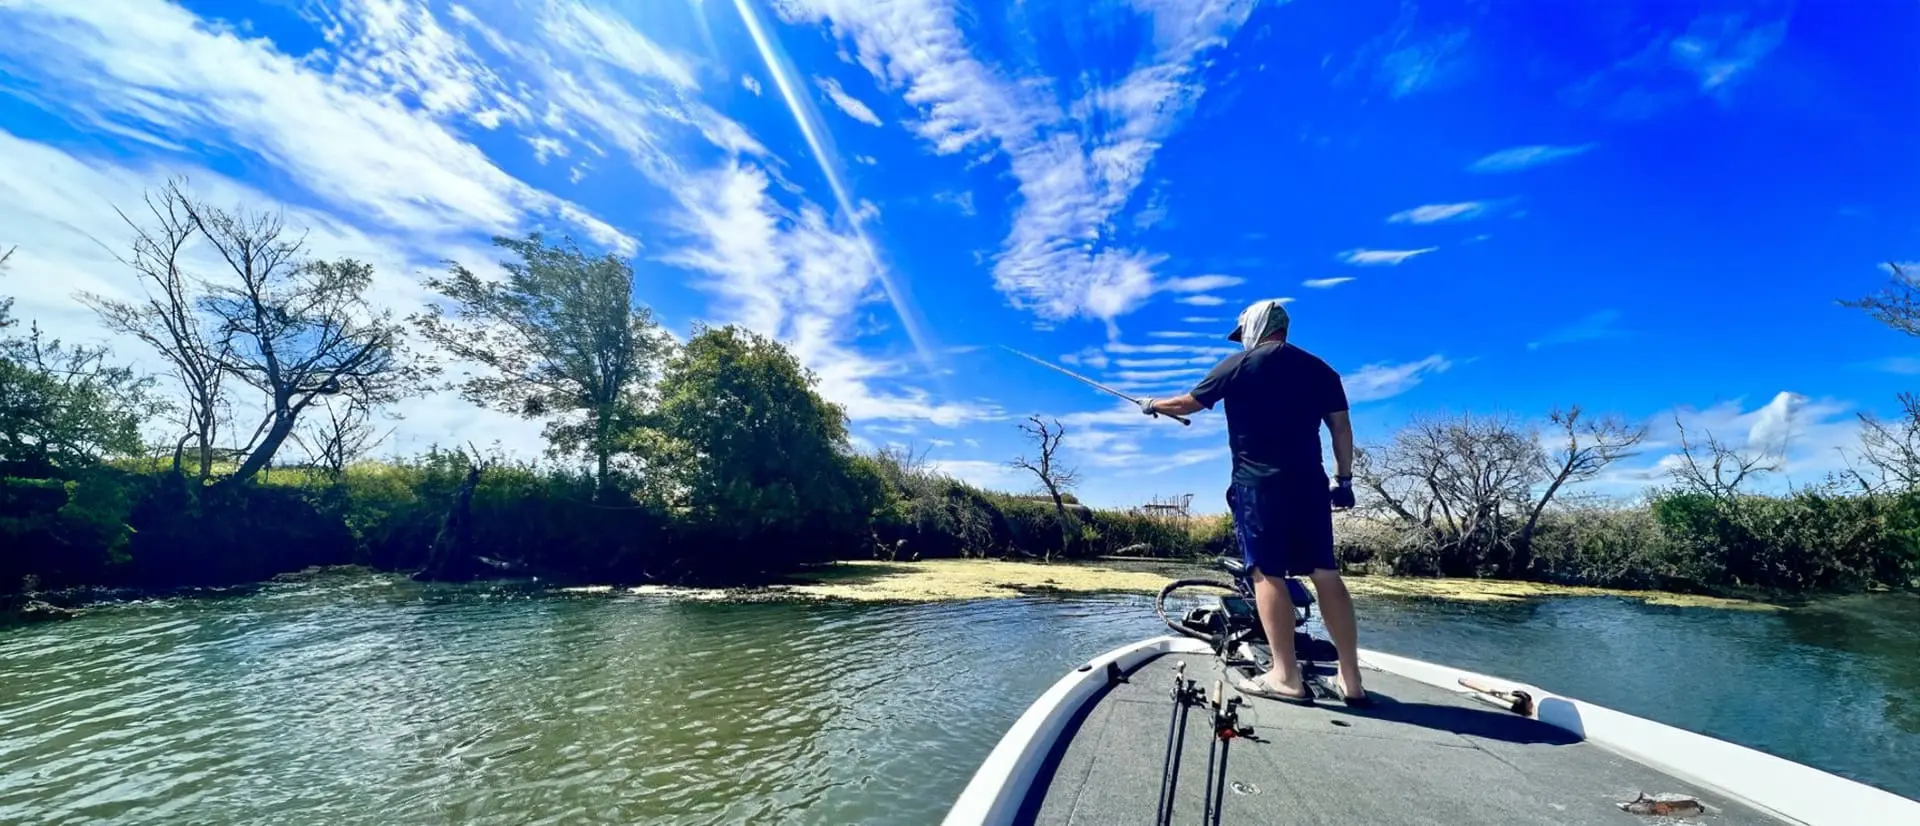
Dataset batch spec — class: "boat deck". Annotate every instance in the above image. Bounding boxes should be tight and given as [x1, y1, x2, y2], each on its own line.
[1023, 653, 1790, 826]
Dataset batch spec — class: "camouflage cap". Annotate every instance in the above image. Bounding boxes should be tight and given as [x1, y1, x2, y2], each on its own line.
[1226, 299, 1290, 348]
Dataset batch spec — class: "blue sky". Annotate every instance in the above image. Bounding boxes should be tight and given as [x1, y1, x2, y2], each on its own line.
[1, 0, 1917, 511]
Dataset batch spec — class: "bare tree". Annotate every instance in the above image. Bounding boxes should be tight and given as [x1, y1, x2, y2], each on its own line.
[1841, 263, 1920, 494]
[1009, 415, 1079, 560]
[1514, 406, 1647, 572]
[1852, 392, 1920, 492]
[1669, 417, 1778, 504]
[166, 189, 425, 485]
[1841, 262, 1920, 336]
[291, 396, 390, 479]
[80, 180, 230, 479]
[1353, 412, 1547, 573]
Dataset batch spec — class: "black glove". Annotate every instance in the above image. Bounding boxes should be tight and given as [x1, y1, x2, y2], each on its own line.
[1331, 477, 1355, 510]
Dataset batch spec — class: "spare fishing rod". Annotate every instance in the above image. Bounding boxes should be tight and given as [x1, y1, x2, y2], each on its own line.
[999, 346, 1193, 426]
[1199, 679, 1249, 826]
[1155, 661, 1201, 826]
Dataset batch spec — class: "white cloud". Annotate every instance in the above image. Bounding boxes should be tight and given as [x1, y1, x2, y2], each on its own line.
[1668, 14, 1787, 94]
[440, 0, 773, 175]
[1113, 368, 1208, 383]
[1151, 446, 1229, 470]
[779, 0, 1255, 325]
[1115, 356, 1218, 368]
[1867, 357, 1920, 375]
[815, 75, 884, 127]
[0, 0, 634, 254]
[741, 74, 763, 95]
[853, 154, 878, 165]
[313, 0, 533, 128]
[1058, 347, 1112, 370]
[1303, 277, 1355, 288]
[1380, 30, 1471, 99]
[1468, 144, 1595, 174]
[1058, 405, 1175, 430]
[1181, 316, 1223, 324]
[1745, 391, 1806, 457]
[1342, 248, 1436, 266]
[1592, 392, 1864, 496]
[1177, 294, 1228, 306]
[527, 135, 569, 164]
[1106, 342, 1237, 356]
[1527, 309, 1627, 350]
[1560, 11, 1789, 122]
[930, 459, 1028, 491]
[1342, 355, 1452, 403]
[659, 160, 986, 426]
[1387, 202, 1485, 224]
[1163, 274, 1244, 292]
[539, 0, 698, 91]
[1148, 331, 1210, 339]
[934, 190, 977, 216]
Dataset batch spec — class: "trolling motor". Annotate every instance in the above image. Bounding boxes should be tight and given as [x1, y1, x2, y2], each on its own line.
[1155, 556, 1339, 675]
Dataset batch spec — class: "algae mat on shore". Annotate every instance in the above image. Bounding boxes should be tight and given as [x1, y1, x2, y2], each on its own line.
[770, 559, 1775, 611]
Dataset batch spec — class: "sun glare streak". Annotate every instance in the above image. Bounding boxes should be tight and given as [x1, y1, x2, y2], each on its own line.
[729, 0, 938, 368]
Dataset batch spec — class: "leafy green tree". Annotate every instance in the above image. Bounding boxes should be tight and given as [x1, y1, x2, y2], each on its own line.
[651, 325, 881, 566]
[1, 253, 158, 473]
[415, 234, 667, 493]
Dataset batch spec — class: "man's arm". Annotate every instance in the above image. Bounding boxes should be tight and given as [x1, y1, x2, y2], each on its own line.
[1145, 395, 1206, 417]
[1143, 354, 1236, 418]
[1326, 409, 1354, 479]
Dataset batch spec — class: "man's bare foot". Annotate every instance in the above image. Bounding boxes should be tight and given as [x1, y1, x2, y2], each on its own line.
[1335, 667, 1369, 705]
[1237, 670, 1312, 704]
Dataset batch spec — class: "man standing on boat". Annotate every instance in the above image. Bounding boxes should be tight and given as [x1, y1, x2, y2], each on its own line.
[1137, 299, 1368, 706]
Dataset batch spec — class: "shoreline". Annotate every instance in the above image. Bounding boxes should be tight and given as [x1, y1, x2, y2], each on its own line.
[1, 558, 1797, 625]
[564, 558, 1783, 611]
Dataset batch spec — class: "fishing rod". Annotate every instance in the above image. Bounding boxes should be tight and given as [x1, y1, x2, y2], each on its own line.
[1000, 346, 1192, 426]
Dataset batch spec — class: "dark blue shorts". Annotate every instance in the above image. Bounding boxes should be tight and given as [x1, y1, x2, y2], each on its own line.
[1227, 480, 1336, 577]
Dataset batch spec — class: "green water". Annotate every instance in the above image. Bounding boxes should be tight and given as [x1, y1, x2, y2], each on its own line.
[1, 574, 1916, 824]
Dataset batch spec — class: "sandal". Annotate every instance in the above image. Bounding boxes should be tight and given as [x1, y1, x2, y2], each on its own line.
[1235, 674, 1314, 706]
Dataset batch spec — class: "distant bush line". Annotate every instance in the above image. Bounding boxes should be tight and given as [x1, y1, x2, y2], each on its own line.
[0, 448, 1238, 599]
[6, 445, 1916, 608]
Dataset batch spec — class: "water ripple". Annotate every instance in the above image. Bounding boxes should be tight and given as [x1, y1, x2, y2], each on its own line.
[2, 576, 1916, 824]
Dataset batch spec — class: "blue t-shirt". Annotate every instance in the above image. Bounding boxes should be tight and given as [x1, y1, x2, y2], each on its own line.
[1189, 341, 1347, 487]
